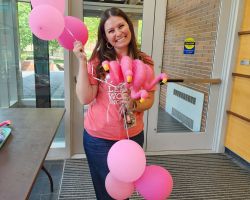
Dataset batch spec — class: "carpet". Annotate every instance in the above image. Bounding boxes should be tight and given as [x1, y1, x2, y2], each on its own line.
[58, 154, 250, 200]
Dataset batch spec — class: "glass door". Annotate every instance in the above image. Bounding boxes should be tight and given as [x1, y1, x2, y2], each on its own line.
[0, 0, 19, 108]
[18, 1, 66, 147]
[146, 0, 232, 152]
[0, 1, 66, 149]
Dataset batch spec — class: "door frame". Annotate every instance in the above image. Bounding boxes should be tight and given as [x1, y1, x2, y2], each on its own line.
[67, 0, 159, 158]
[47, 0, 83, 159]
[145, 0, 243, 154]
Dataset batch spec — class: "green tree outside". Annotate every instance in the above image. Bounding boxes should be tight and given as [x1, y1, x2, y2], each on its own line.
[17, 2, 32, 60]
[18, 2, 142, 62]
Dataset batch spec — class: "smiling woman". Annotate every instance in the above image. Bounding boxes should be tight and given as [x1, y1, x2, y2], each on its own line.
[73, 6, 153, 200]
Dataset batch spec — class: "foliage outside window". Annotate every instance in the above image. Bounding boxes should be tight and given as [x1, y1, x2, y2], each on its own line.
[18, 3, 142, 61]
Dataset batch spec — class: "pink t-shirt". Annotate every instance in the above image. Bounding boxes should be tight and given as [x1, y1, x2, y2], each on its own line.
[84, 56, 155, 140]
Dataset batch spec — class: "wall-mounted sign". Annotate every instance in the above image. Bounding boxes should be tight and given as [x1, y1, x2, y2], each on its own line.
[184, 37, 195, 54]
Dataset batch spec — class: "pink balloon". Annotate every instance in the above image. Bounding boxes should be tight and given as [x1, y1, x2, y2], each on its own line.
[29, 5, 65, 41]
[58, 16, 88, 50]
[105, 172, 134, 200]
[107, 140, 146, 182]
[31, 0, 65, 13]
[135, 165, 173, 200]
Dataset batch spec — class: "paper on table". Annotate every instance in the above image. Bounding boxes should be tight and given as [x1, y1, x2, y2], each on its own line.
[0, 128, 11, 149]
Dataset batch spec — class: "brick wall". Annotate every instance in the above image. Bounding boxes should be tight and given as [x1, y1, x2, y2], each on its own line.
[160, 0, 221, 131]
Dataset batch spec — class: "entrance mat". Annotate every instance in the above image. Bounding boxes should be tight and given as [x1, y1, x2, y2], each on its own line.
[58, 154, 250, 199]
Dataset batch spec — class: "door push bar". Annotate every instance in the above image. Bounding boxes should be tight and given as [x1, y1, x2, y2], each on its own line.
[166, 78, 221, 84]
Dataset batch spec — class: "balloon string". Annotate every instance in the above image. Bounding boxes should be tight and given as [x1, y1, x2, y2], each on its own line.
[65, 27, 77, 41]
[90, 75, 129, 139]
[120, 83, 130, 140]
[65, 27, 84, 52]
[92, 77, 116, 87]
[122, 104, 130, 140]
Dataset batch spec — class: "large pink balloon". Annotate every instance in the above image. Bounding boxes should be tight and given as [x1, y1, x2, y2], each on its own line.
[29, 5, 65, 41]
[105, 172, 134, 200]
[107, 140, 146, 182]
[31, 0, 65, 13]
[135, 165, 173, 200]
[58, 16, 88, 50]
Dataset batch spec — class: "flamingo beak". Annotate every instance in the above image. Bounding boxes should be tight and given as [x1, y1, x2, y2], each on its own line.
[139, 98, 145, 103]
[103, 64, 110, 72]
[160, 77, 167, 85]
[127, 75, 132, 83]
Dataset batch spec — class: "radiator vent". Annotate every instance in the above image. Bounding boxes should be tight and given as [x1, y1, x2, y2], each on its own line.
[173, 89, 196, 104]
[166, 83, 204, 132]
[172, 107, 194, 129]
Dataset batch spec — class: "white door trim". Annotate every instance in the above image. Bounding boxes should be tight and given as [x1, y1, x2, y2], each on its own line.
[212, 0, 244, 153]
[139, 0, 158, 150]
[143, 0, 167, 151]
[47, 0, 84, 160]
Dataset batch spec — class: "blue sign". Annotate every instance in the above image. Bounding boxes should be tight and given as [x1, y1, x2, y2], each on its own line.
[184, 38, 195, 54]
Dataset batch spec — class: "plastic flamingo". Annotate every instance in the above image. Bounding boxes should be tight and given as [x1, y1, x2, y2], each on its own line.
[102, 56, 168, 103]
[143, 64, 167, 91]
[101, 60, 124, 85]
[130, 59, 149, 103]
[120, 56, 133, 84]
[132, 59, 147, 90]
[130, 89, 149, 103]
[109, 61, 124, 85]
[102, 60, 110, 72]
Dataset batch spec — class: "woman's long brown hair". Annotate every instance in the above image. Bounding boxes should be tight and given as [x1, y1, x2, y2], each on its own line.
[89, 7, 153, 78]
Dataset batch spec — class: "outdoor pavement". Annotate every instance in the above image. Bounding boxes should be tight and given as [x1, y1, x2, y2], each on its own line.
[22, 71, 64, 99]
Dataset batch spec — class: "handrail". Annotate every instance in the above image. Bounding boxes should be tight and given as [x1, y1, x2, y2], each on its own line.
[238, 31, 250, 35]
[232, 72, 250, 79]
[227, 110, 250, 123]
[167, 78, 221, 84]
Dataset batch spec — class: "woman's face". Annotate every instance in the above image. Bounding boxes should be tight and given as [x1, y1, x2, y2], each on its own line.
[104, 16, 132, 55]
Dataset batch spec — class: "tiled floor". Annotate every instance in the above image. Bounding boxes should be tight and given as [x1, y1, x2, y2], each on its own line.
[28, 160, 64, 200]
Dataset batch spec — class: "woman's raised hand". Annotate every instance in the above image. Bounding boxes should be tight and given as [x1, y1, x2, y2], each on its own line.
[73, 41, 87, 62]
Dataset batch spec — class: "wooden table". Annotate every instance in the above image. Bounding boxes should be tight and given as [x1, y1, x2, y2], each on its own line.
[0, 108, 65, 200]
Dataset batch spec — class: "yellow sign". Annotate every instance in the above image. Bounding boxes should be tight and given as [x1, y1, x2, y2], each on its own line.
[184, 38, 195, 54]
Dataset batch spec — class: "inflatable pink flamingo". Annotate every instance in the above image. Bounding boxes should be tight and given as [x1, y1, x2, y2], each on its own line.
[109, 61, 124, 85]
[130, 59, 149, 103]
[130, 89, 148, 103]
[102, 56, 168, 103]
[101, 60, 124, 85]
[143, 64, 167, 90]
[120, 56, 133, 84]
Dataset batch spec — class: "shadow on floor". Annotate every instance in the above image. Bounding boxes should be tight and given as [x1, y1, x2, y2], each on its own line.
[29, 160, 64, 200]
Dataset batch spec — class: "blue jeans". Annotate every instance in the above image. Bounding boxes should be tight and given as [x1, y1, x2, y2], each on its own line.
[83, 129, 144, 200]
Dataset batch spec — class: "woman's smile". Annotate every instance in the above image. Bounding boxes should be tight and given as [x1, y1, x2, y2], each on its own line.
[104, 16, 132, 55]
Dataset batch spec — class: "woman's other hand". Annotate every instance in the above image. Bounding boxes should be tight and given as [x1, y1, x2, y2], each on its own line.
[73, 41, 87, 62]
